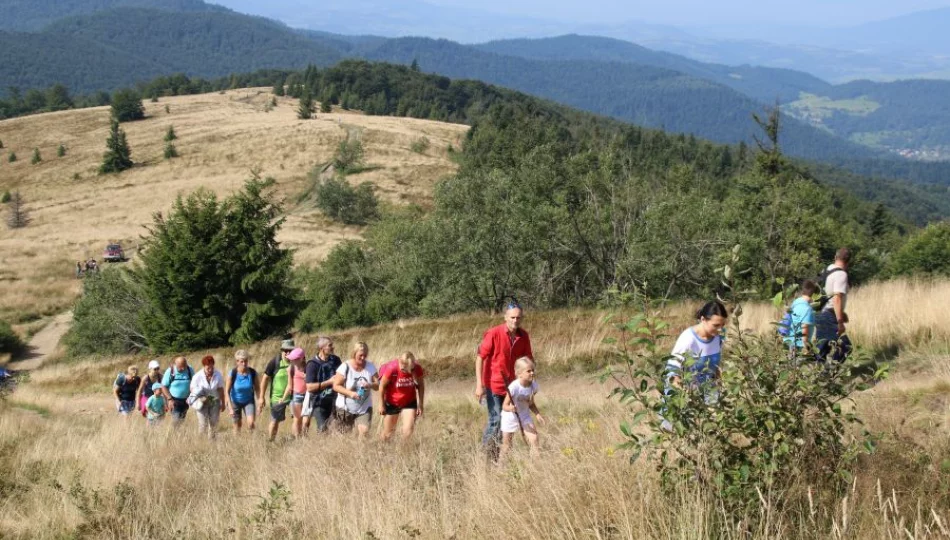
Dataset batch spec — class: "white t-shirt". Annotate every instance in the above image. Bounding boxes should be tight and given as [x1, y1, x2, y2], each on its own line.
[666, 328, 723, 386]
[506, 379, 538, 419]
[334, 361, 377, 415]
[822, 264, 849, 313]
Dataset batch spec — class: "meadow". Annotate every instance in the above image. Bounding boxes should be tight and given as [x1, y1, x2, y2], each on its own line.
[0, 89, 467, 325]
[1, 279, 949, 539]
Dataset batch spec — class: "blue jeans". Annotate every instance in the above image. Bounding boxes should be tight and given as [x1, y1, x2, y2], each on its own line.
[481, 392, 505, 459]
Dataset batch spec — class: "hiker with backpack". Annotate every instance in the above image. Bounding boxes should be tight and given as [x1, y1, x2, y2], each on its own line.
[161, 356, 195, 424]
[303, 336, 342, 434]
[286, 347, 308, 439]
[136, 359, 162, 417]
[476, 301, 533, 460]
[331, 341, 378, 438]
[112, 365, 141, 416]
[815, 248, 852, 363]
[226, 350, 259, 434]
[189, 355, 226, 439]
[378, 351, 426, 442]
[779, 280, 819, 355]
[666, 300, 728, 404]
[259, 339, 296, 442]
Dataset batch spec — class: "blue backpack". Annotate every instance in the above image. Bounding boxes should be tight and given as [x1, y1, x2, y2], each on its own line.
[777, 311, 794, 337]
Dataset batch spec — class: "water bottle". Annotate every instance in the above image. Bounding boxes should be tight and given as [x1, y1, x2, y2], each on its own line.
[357, 385, 367, 401]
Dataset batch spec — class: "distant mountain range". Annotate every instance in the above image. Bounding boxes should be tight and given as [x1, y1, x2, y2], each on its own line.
[2, 0, 950, 177]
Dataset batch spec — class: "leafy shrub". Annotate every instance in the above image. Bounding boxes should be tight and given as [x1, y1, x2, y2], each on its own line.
[64, 269, 147, 356]
[888, 221, 950, 276]
[8, 152, 16, 163]
[332, 136, 364, 174]
[314, 177, 379, 225]
[410, 136, 430, 154]
[606, 252, 886, 521]
[0, 320, 25, 356]
[0, 191, 9, 203]
[30, 148, 41, 164]
[57, 144, 66, 157]
[110, 88, 145, 122]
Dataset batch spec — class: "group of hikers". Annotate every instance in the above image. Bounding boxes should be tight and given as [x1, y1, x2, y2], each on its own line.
[75, 259, 99, 278]
[110, 248, 852, 458]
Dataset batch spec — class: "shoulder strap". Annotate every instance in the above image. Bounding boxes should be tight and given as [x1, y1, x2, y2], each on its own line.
[230, 368, 237, 384]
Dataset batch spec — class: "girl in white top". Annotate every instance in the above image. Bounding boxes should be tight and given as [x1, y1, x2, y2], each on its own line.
[500, 357, 545, 459]
[190, 355, 226, 439]
[331, 341, 379, 438]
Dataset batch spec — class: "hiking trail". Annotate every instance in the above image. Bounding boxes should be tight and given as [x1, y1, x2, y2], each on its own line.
[8, 312, 72, 371]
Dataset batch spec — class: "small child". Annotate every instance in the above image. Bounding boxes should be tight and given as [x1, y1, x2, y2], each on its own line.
[145, 383, 166, 426]
[500, 357, 545, 458]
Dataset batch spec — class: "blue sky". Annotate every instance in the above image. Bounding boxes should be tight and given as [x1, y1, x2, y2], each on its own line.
[427, 0, 950, 26]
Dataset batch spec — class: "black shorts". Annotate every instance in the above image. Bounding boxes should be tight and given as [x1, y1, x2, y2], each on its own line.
[270, 401, 288, 422]
[383, 401, 417, 416]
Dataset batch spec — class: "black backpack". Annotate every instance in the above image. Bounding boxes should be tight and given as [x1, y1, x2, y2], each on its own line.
[814, 267, 845, 311]
[229, 367, 258, 392]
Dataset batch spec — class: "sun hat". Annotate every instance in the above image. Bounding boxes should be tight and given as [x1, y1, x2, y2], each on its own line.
[280, 339, 295, 350]
[288, 347, 305, 361]
[148, 359, 160, 370]
[151, 382, 162, 392]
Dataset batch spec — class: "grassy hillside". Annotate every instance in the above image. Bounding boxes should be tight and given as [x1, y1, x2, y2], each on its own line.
[0, 89, 466, 324]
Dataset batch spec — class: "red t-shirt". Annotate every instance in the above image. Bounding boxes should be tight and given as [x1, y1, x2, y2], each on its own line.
[478, 323, 533, 395]
[380, 360, 424, 407]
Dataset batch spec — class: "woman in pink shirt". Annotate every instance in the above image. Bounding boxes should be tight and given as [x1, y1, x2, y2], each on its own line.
[287, 347, 307, 439]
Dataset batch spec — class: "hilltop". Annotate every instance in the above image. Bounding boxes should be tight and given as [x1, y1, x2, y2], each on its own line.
[0, 89, 467, 324]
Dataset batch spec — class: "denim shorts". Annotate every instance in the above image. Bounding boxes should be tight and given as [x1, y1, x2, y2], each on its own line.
[118, 400, 136, 414]
[292, 393, 306, 404]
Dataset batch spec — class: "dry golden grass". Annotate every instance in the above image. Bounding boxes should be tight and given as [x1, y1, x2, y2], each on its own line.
[0, 90, 468, 324]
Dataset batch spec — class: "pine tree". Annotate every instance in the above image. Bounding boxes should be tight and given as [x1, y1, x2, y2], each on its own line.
[297, 91, 314, 120]
[410, 58, 420, 72]
[164, 126, 177, 142]
[6, 191, 31, 229]
[57, 144, 66, 157]
[99, 119, 133, 174]
[272, 78, 285, 97]
[111, 88, 145, 122]
[31, 148, 41, 164]
[8, 152, 16, 163]
[164, 142, 178, 159]
[320, 100, 332, 113]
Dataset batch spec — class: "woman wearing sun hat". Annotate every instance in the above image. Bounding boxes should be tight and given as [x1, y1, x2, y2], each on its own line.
[136, 359, 163, 417]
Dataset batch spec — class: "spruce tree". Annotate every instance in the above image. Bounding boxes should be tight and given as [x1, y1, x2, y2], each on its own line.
[8, 152, 16, 163]
[99, 119, 133, 174]
[164, 142, 178, 159]
[320, 100, 332, 113]
[31, 148, 41, 164]
[164, 126, 177, 142]
[272, 78, 285, 97]
[6, 191, 31, 229]
[297, 91, 314, 120]
[57, 144, 66, 157]
[111, 88, 145, 122]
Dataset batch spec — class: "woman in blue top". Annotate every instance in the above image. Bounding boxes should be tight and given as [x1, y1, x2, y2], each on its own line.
[226, 349, 259, 434]
[666, 301, 728, 395]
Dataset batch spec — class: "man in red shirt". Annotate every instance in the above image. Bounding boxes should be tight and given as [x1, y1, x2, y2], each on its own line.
[476, 302, 533, 459]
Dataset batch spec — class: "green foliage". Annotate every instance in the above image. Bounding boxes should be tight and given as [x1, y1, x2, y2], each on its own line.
[320, 99, 332, 113]
[0, 320, 25, 357]
[410, 136, 430, 154]
[110, 88, 145, 122]
[314, 177, 379, 226]
[246, 482, 297, 536]
[30, 148, 41, 164]
[0, 191, 9, 203]
[605, 252, 886, 520]
[888, 222, 950, 276]
[134, 174, 301, 352]
[99, 119, 133, 174]
[332, 135, 364, 174]
[0, 139, 3, 149]
[272, 77, 285, 96]
[57, 144, 66, 157]
[164, 125, 177, 142]
[297, 91, 313, 119]
[8, 152, 16, 163]
[163, 142, 178, 159]
[64, 269, 147, 356]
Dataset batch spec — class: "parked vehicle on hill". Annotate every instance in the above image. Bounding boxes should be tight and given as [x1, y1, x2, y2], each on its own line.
[103, 243, 126, 263]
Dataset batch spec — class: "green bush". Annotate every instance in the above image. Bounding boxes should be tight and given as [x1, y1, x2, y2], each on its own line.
[64, 269, 147, 356]
[163, 142, 178, 159]
[888, 221, 950, 276]
[332, 137, 364, 174]
[30, 148, 41, 164]
[605, 253, 886, 522]
[410, 136, 430, 154]
[8, 152, 16, 163]
[314, 177, 379, 226]
[164, 126, 177, 142]
[110, 88, 145, 122]
[0, 320, 25, 356]
[1, 191, 10, 203]
[57, 144, 66, 157]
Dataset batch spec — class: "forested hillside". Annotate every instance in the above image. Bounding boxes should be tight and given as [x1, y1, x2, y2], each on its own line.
[0, 0, 228, 31]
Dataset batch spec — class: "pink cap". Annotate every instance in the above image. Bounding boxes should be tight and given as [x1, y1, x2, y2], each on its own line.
[288, 347, 305, 361]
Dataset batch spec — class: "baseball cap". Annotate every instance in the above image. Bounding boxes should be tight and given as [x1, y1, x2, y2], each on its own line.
[288, 347, 305, 361]
[148, 360, 160, 370]
[151, 382, 162, 392]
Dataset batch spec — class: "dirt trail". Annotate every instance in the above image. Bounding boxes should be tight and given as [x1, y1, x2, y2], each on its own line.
[8, 312, 72, 371]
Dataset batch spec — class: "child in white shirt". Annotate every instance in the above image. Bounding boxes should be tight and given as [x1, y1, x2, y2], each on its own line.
[500, 357, 545, 458]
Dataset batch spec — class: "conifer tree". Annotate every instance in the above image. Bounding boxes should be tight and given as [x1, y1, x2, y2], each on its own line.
[111, 88, 145, 122]
[164, 142, 178, 159]
[31, 148, 41, 164]
[57, 144, 66, 157]
[164, 126, 177, 142]
[99, 119, 133, 174]
[320, 100, 332, 113]
[0, 139, 4, 149]
[6, 191, 31, 229]
[297, 90, 314, 120]
[8, 152, 16, 163]
[272, 78, 285, 97]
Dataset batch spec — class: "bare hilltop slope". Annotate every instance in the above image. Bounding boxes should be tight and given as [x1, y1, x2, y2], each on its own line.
[0, 90, 468, 324]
